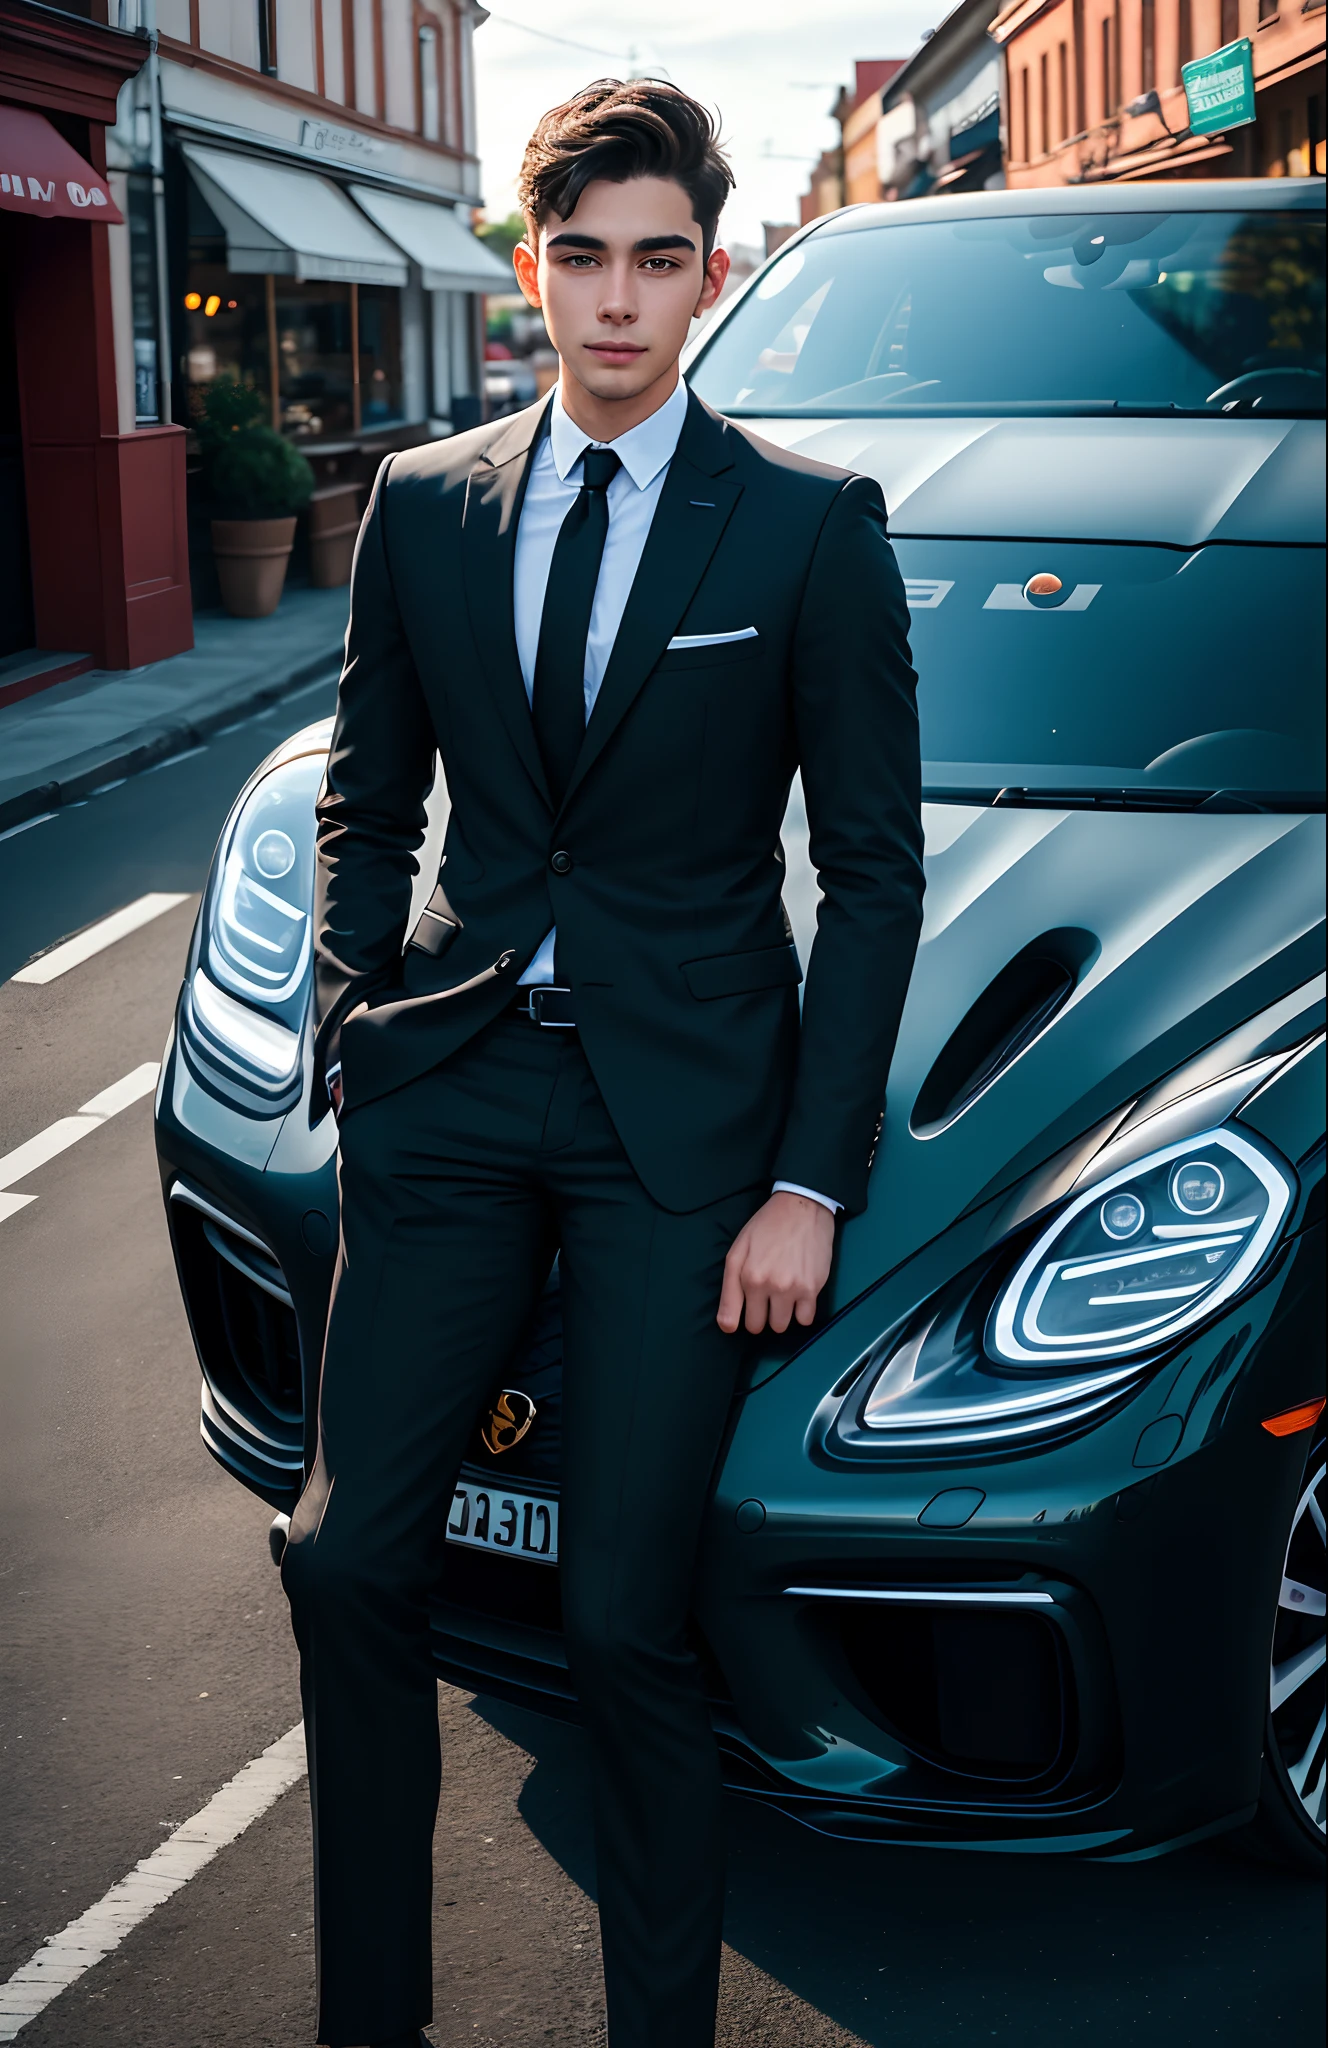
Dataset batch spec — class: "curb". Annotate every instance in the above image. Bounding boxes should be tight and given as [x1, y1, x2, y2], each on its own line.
[0, 646, 343, 837]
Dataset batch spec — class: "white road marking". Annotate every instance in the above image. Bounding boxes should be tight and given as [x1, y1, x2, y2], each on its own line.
[13, 893, 189, 984]
[81, 1065, 163, 1119]
[0, 1063, 160, 1209]
[0, 1722, 307, 2039]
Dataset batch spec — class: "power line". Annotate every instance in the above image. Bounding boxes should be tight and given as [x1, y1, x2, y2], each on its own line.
[485, 12, 635, 63]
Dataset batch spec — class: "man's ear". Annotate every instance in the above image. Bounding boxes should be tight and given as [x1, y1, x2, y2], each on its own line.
[694, 244, 731, 319]
[512, 234, 541, 308]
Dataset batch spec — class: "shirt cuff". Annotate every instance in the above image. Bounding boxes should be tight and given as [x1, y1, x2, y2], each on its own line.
[773, 1180, 842, 1216]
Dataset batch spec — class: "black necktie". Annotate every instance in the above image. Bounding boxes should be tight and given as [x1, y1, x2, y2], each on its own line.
[532, 446, 621, 807]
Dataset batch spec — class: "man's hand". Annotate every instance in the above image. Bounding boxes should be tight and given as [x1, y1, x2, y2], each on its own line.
[717, 1191, 836, 1336]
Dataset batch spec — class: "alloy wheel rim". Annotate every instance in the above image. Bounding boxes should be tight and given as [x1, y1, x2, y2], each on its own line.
[1270, 1449, 1327, 1837]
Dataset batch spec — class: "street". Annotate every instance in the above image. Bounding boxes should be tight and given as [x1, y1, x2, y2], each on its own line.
[0, 683, 1321, 2048]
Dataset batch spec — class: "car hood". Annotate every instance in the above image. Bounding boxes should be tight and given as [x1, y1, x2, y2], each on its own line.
[745, 414, 1326, 548]
[787, 802, 1326, 1310]
[274, 726, 1325, 1317]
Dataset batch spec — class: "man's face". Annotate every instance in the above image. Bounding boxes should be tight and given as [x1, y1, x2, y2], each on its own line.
[512, 175, 728, 407]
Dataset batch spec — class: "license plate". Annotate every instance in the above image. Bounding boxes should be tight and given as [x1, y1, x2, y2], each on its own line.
[447, 1480, 559, 1566]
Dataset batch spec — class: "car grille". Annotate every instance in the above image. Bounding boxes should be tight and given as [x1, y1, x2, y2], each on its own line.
[168, 1182, 304, 1508]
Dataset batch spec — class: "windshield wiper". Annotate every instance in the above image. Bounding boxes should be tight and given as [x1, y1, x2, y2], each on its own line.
[721, 399, 1325, 421]
[921, 785, 1325, 814]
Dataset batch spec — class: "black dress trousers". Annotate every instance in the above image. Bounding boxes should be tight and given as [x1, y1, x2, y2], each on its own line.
[281, 1013, 758, 2048]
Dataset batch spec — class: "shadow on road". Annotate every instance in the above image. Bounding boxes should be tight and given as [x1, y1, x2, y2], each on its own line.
[473, 1694, 1324, 2047]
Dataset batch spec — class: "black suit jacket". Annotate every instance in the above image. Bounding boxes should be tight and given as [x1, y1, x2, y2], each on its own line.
[314, 388, 924, 1216]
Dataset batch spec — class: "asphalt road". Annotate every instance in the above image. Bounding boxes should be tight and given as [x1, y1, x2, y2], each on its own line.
[0, 679, 1323, 2048]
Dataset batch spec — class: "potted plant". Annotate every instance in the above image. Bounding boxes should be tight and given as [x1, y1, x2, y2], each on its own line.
[195, 380, 314, 618]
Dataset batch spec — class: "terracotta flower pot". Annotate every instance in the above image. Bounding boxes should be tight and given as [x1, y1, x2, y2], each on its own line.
[307, 483, 362, 589]
[211, 515, 297, 618]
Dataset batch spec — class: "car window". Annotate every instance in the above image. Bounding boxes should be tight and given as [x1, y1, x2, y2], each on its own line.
[691, 212, 1326, 418]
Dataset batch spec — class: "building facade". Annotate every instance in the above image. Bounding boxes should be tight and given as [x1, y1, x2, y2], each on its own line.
[140, 0, 506, 456]
[843, 59, 907, 203]
[1, 0, 190, 676]
[2, 0, 505, 680]
[879, 2, 1007, 199]
[992, 0, 1325, 183]
[797, 61, 906, 223]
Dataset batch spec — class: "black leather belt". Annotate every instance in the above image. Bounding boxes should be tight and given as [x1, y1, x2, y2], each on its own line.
[511, 985, 577, 1029]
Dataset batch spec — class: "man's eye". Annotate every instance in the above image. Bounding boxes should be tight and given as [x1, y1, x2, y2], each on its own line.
[642, 258, 679, 272]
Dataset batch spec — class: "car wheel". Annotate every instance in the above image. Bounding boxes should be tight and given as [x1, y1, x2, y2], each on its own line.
[1247, 1431, 1326, 1874]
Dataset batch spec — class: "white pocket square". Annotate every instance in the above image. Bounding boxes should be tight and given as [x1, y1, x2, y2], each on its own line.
[666, 627, 759, 649]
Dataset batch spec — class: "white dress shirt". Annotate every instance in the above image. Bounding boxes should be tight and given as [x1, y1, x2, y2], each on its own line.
[510, 379, 838, 1217]
[515, 377, 685, 986]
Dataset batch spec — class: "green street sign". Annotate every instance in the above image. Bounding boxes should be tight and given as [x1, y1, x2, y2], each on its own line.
[1182, 38, 1256, 135]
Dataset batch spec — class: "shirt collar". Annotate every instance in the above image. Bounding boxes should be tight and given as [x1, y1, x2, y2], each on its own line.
[548, 374, 688, 492]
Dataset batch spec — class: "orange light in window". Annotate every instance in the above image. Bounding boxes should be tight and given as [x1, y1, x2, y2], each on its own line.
[204, 294, 222, 318]
[227, 299, 237, 309]
[1262, 1399, 1326, 1438]
[184, 291, 202, 310]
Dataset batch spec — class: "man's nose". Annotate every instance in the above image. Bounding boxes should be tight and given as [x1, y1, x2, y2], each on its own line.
[597, 267, 638, 323]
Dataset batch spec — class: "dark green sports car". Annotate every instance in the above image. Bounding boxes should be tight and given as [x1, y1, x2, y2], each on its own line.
[155, 181, 1326, 1872]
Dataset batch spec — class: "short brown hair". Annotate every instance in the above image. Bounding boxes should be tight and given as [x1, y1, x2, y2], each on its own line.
[518, 79, 734, 260]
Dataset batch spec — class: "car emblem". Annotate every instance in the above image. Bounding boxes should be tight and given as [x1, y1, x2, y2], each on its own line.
[903, 577, 954, 609]
[481, 1389, 537, 1455]
[984, 578, 1101, 612]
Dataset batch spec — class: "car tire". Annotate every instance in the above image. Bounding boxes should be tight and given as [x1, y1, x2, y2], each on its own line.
[1242, 1430, 1326, 1875]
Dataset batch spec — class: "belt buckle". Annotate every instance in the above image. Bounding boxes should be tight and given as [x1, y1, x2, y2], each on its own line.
[528, 986, 576, 1029]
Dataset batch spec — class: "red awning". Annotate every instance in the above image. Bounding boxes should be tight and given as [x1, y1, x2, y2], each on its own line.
[0, 103, 123, 223]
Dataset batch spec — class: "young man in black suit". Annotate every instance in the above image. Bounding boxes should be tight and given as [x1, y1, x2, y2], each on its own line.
[282, 78, 924, 2048]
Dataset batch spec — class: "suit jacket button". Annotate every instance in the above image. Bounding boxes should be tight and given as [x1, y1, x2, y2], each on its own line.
[549, 849, 573, 875]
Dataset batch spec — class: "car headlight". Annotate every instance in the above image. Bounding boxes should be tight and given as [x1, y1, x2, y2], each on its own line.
[986, 1126, 1292, 1367]
[826, 1122, 1294, 1458]
[180, 751, 324, 1108]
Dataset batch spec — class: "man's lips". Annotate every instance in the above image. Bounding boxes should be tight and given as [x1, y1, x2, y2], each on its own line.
[585, 342, 648, 359]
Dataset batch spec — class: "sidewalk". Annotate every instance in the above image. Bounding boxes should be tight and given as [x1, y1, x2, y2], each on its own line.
[0, 585, 350, 835]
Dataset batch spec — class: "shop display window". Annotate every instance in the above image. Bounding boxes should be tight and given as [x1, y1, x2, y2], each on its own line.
[275, 280, 356, 437]
[356, 285, 403, 427]
[184, 182, 403, 442]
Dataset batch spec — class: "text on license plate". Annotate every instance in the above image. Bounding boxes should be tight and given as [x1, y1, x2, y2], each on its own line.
[447, 1480, 559, 1566]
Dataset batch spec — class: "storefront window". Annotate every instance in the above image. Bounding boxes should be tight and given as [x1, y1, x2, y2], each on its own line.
[275, 280, 354, 437]
[126, 174, 161, 422]
[357, 284, 403, 426]
[184, 180, 403, 441]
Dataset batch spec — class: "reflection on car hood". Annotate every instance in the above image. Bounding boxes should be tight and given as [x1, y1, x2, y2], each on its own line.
[745, 414, 1326, 548]
[804, 803, 1326, 1308]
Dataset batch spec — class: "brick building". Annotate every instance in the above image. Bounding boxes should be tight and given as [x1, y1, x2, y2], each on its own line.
[992, 0, 1324, 183]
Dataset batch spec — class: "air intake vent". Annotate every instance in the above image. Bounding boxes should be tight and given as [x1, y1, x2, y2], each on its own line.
[911, 928, 1098, 1137]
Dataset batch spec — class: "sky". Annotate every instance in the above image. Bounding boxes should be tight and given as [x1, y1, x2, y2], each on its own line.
[472, 2, 942, 254]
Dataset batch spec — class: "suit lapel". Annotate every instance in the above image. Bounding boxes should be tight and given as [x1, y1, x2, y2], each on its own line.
[460, 396, 553, 810]
[558, 393, 743, 813]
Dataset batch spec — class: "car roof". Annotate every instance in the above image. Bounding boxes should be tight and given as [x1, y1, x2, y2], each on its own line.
[808, 179, 1326, 238]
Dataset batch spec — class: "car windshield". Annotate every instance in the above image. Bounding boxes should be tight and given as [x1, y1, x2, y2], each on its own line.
[690, 210, 1326, 417]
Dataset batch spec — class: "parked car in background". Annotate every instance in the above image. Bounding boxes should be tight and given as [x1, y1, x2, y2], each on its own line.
[483, 352, 539, 418]
[156, 181, 1325, 1871]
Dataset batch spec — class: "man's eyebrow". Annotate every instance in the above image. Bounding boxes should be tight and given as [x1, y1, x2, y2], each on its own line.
[544, 232, 697, 254]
